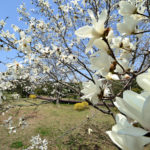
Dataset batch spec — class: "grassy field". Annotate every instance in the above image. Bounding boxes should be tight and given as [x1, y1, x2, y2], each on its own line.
[1, 98, 149, 150]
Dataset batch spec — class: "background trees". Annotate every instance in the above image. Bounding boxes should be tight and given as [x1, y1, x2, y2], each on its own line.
[0, 0, 150, 149]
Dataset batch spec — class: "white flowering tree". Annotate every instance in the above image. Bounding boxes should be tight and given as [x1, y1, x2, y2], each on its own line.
[0, 0, 150, 149]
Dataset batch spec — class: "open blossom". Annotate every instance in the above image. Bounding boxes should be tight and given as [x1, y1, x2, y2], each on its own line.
[136, 69, 150, 92]
[106, 114, 150, 150]
[119, 1, 137, 16]
[75, 9, 110, 53]
[117, 16, 138, 35]
[7, 61, 23, 71]
[115, 58, 130, 73]
[114, 70, 150, 131]
[115, 89, 150, 130]
[112, 37, 135, 51]
[17, 31, 32, 53]
[93, 38, 109, 52]
[119, 0, 146, 16]
[81, 78, 105, 104]
[90, 51, 114, 77]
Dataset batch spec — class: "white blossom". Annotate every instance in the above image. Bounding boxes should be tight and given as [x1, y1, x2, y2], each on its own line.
[75, 9, 108, 53]
[115, 89, 150, 130]
[136, 69, 150, 92]
[119, 1, 137, 16]
[81, 78, 105, 104]
[117, 16, 138, 35]
[106, 114, 150, 150]
[90, 51, 114, 77]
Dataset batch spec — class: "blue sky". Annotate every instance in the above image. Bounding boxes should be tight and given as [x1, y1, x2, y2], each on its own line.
[0, 0, 32, 72]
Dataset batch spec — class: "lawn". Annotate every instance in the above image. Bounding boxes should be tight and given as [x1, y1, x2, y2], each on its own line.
[0, 98, 149, 150]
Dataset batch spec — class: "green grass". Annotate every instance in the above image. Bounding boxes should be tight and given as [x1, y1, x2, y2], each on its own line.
[10, 141, 23, 149]
[0, 98, 117, 150]
[35, 127, 55, 137]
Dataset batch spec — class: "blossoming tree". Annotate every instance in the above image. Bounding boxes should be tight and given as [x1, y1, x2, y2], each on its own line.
[0, 0, 150, 149]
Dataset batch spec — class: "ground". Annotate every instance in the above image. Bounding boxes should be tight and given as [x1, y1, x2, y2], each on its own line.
[0, 98, 150, 150]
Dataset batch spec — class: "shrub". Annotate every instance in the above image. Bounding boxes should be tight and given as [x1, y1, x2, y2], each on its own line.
[74, 101, 89, 111]
[29, 94, 36, 99]
[82, 101, 89, 108]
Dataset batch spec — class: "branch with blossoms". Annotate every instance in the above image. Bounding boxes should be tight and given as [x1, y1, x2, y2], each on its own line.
[0, 0, 150, 149]
[74, 0, 150, 149]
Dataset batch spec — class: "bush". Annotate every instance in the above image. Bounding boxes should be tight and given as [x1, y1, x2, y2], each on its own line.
[29, 94, 36, 99]
[82, 101, 89, 108]
[74, 101, 89, 111]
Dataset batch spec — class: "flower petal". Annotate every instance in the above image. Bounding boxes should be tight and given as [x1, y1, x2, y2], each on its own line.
[107, 131, 150, 150]
[136, 74, 150, 92]
[75, 26, 93, 38]
[119, 1, 136, 16]
[98, 9, 107, 24]
[123, 90, 144, 113]
[85, 38, 95, 53]
[106, 131, 124, 149]
[118, 127, 148, 137]
[117, 17, 137, 35]
[93, 38, 109, 52]
[114, 96, 141, 122]
[94, 9, 107, 34]
[88, 9, 97, 25]
[142, 95, 150, 130]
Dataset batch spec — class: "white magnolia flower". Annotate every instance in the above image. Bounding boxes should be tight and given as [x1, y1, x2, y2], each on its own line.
[117, 16, 138, 35]
[75, 9, 108, 53]
[114, 90, 150, 130]
[106, 114, 150, 150]
[115, 58, 130, 73]
[112, 37, 135, 52]
[119, 1, 137, 16]
[119, 0, 146, 16]
[81, 78, 105, 104]
[7, 61, 23, 74]
[90, 51, 114, 77]
[112, 37, 122, 49]
[136, 69, 150, 92]
[93, 38, 109, 52]
[17, 31, 32, 53]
